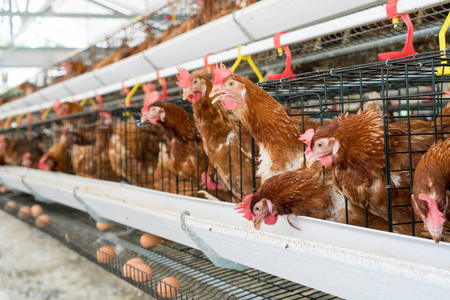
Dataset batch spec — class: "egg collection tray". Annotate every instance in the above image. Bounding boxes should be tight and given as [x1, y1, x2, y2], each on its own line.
[0, 192, 340, 300]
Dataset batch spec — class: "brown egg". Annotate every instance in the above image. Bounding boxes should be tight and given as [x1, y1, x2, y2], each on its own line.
[4, 201, 16, 212]
[96, 222, 114, 231]
[130, 263, 153, 282]
[18, 206, 31, 220]
[35, 215, 50, 228]
[140, 233, 162, 248]
[96, 247, 116, 264]
[31, 204, 43, 217]
[0, 186, 8, 193]
[157, 277, 180, 298]
[122, 258, 145, 277]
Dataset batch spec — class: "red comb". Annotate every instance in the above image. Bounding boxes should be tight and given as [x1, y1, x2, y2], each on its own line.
[0, 135, 5, 142]
[22, 152, 31, 160]
[61, 129, 68, 137]
[213, 63, 233, 87]
[53, 99, 61, 112]
[235, 194, 254, 221]
[98, 112, 111, 119]
[419, 193, 446, 229]
[39, 155, 48, 170]
[176, 66, 191, 89]
[141, 82, 160, 114]
[299, 128, 315, 156]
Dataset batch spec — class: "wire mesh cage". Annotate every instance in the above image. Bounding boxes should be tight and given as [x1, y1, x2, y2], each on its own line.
[260, 50, 450, 236]
[1, 50, 450, 239]
[0, 96, 258, 203]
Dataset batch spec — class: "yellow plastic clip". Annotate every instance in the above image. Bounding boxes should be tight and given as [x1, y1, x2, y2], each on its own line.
[436, 12, 450, 76]
[41, 106, 53, 121]
[5, 116, 13, 127]
[125, 77, 145, 107]
[230, 45, 264, 83]
[15, 113, 26, 126]
[79, 97, 98, 109]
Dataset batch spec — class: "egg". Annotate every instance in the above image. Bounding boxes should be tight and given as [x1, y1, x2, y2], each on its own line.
[140, 233, 162, 248]
[31, 204, 43, 217]
[157, 277, 180, 298]
[130, 263, 153, 282]
[4, 201, 16, 212]
[18, 206, 31, 220]
[35, 215, 50, 228]
[122, 258, 145, 277]
[96, 222, 114, 231]
[96, 247, 116, 264]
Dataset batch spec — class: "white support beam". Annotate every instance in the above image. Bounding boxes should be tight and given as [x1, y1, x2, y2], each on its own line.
[0, 11, 130, 19]
[0, 0, 447, 118]
[3, 0, 59, 49]
[0, 47, 77, 68]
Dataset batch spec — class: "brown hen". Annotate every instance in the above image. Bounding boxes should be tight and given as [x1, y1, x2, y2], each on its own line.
[177, 68, 254, 202]
[412, 138, 450, 243]
[303, 101, 450, 237]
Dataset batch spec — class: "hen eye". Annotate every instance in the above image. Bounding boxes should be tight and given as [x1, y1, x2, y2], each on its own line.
[255, 207, 260, 211]
[228, 81, 234, 87]
[317, 142, 324, 148]
[193, 79, 198, 84]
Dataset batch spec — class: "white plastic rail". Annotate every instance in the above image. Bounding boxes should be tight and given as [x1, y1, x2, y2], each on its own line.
[0, 0, 446, 120]
[0, 166, 449, 299]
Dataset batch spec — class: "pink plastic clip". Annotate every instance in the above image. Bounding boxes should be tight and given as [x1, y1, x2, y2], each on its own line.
[267, 31, 295, 80]
[204, 53, 215, 72]
[121, 79, 130, 95]
[27, 112, 33, 124]
[156, 68, 168, 98]
[378, 0, 417, 60]
[94, 88, 103, 109]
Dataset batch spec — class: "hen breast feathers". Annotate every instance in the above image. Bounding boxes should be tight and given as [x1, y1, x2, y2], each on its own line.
[190, 75, 253, 202]
[224, 75, 322, 182]
[313, 101, 450, 237]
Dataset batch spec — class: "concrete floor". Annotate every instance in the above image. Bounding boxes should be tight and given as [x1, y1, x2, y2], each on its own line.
[0, 210, 154, 300]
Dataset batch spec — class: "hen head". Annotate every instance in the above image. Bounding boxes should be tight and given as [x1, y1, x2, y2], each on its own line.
[61, 61, 73, 73]
[22, 152, 32, 168]
[98, 112, 112, 128]
[210, 75, 248, 111]
[208, 63, 246, 111]
[176, 67, 209, 103]
[235, 194, 278, 230]
[0, 135, 7, 150]
[54, 101, 70, 116]
[140, 100, 165, 125]
[412, 193, 447, 243]
[300, 128, 339, 168]
[39, 155, 55, 171]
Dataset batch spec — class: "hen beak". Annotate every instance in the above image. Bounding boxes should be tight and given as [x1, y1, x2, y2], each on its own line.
[305, 154, 319, 168]
[209, 86, 223, 100]
[427, 223, 444, 243]
[140, 113, 149, 124]
[253, 219, 262, 230]
[211, 92, 227, 105]
[183, 89, 193, 101]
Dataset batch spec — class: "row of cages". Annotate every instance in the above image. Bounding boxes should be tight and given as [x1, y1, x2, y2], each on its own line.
[0, 51, 449, 240]
[0, 0, 259, 102]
